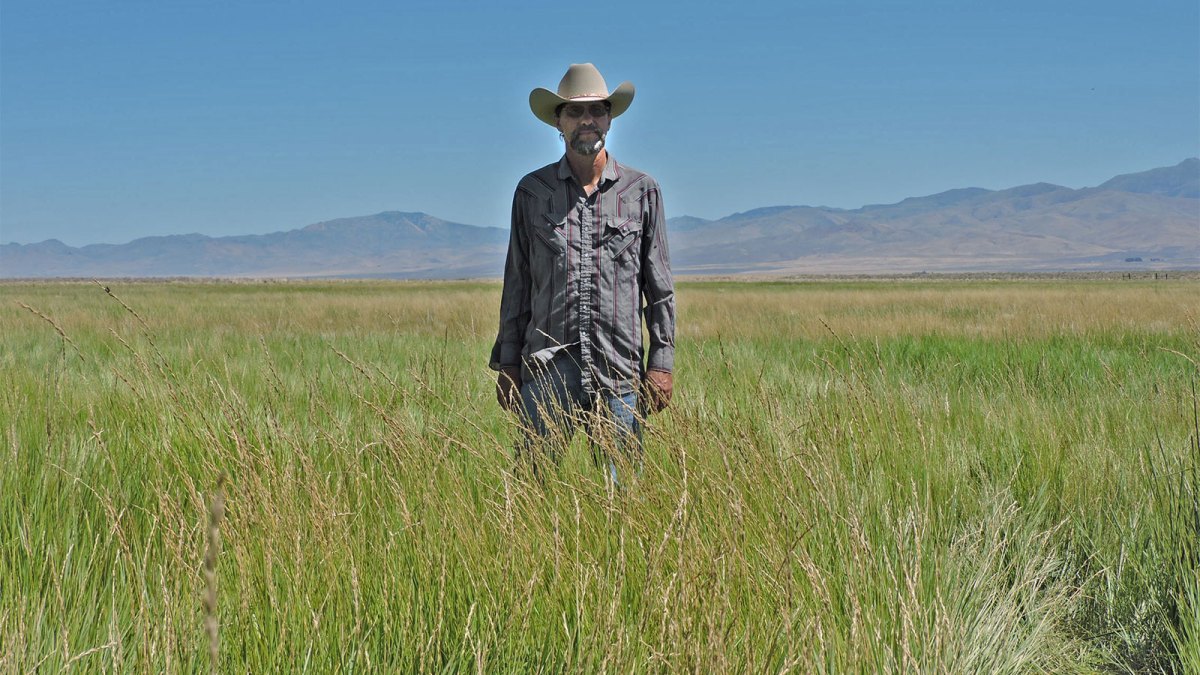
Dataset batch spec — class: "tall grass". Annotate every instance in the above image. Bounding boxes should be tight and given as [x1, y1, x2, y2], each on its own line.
[1, 278, 1196, 672]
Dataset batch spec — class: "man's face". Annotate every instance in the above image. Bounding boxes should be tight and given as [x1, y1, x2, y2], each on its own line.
[556, 102, 611, 156]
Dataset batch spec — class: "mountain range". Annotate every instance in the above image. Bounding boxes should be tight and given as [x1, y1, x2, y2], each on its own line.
[3, 159, 1197, 278]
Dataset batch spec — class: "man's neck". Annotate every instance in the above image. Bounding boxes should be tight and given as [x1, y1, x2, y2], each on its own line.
[565, 148, 608, 194]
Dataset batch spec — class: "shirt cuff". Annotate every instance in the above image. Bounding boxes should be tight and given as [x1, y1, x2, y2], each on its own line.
[646, 345, 674, 373]
[489, 341, 523, 371]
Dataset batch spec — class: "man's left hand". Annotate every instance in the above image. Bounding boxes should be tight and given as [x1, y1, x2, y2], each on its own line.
[644, 369, 673, 413]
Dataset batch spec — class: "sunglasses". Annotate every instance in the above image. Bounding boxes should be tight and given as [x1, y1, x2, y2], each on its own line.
[560, 103, 611, 119]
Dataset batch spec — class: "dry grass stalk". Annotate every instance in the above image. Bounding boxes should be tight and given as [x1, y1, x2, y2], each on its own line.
[14, 301, 84, 361]
[203, 473, 226, 674]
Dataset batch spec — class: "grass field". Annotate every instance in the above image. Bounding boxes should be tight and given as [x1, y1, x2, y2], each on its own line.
[2, 278, 1198, 673]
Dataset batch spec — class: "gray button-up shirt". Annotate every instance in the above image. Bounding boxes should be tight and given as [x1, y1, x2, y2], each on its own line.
[490, 154, 675, 396]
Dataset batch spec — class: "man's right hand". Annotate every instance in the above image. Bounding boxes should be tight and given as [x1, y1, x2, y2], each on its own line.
[496, 367, 522, 412]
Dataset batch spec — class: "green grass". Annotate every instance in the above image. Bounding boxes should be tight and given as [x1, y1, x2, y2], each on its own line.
[1, 278, 1197, 672]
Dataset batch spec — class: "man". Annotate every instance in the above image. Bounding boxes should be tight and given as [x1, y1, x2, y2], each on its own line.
[489, 63, 675, 479]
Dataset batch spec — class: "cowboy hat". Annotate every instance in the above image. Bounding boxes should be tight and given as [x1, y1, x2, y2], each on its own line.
[529, 63, 635, 127]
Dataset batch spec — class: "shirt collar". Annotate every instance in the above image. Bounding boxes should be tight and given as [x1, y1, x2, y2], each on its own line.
[556, 153, 621, 187]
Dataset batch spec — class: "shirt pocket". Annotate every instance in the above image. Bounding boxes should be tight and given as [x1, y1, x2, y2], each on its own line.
[531, 215, 567, 257]
[604, 216, 642, 265]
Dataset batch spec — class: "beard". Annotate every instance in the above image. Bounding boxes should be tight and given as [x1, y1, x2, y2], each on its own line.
[568, 128, 606, 156]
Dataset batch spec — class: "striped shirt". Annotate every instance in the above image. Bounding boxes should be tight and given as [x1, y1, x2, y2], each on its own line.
[490, 154, 676, 396]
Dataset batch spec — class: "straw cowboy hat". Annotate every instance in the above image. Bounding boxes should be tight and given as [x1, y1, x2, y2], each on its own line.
[529, 63, 635, 127]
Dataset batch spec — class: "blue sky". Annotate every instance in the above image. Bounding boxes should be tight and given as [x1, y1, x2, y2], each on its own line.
[2, 0, 1197, 246]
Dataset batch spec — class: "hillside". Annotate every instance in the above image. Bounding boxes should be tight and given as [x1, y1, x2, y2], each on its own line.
[3, 159, 1196, 277]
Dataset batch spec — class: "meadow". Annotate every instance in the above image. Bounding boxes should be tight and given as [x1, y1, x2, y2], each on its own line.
[1, 277, 1197, 673]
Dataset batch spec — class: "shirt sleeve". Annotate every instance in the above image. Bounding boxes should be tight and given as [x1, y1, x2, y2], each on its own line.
[489, 189, 532, 371]
[640, 181, 675, 373]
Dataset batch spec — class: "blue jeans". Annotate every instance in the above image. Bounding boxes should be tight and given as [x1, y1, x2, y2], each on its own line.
[517, 352, 642, 484]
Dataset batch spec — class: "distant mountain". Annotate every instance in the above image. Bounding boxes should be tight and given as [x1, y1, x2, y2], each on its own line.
[2, 160, 1197, 278]
[1098, 158, 1199, 198]
[2, 212, 509, 279]
[668, 158, 1199, 274]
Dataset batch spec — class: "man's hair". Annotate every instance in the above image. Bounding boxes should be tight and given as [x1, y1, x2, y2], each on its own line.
[554, 100, 613, 118]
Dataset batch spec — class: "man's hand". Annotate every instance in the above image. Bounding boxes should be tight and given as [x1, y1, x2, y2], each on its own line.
[643, 369, 673, 413]
[496, 367, 522, 412]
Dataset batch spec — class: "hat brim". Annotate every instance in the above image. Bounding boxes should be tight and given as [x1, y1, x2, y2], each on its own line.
[529, 81, 635, 127]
